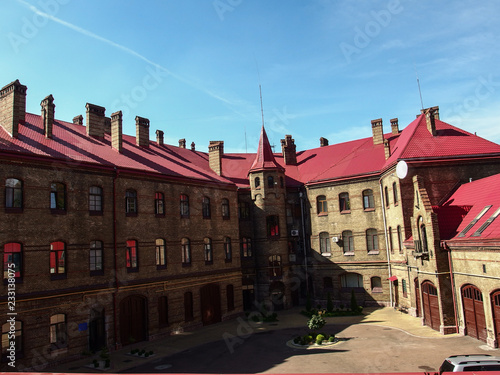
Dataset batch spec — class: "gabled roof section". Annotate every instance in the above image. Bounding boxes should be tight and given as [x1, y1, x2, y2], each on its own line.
[384, 114, 500, 169]
[248, 126, 284, 174]
[437, 173, 500, 242]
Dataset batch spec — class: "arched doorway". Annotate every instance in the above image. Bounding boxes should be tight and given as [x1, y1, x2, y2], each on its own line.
[421, 281, 440, 331]
[462, 285, 487, 342]
[491, 290, 500, 346]
[89, 308, 106, 352]
[120, 295, 147, 345]
[200, 284, 221, 325]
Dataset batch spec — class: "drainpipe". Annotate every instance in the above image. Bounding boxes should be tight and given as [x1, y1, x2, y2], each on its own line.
[112, 167, 120, 350]
[299, 189, 309, 294]
[444, 242, 459, 334]
[379, 178, 393, 307]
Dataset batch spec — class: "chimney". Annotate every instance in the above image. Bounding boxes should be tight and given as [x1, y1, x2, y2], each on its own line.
[384, 139, 390, 160]
[209, 141, 224, 176]
[191, 142, 196, 151]
[86, 103, 105, 138]
[104, 117, 111, 134]
[135, 116, 150, 147]
[280, 134, 297, 165]
[111, 111, 123, 152]
[179, 138, 186, 148]
[156, 129, 164, 146]
[371, 118, 384, 145]
[320, 137, 329, 147]
[390, 118, 399, 135]
[0, 79, 27, 138]
[422, 106, 439, 136]
[73, 115, 83, 126]
[41, 95, 55, 138]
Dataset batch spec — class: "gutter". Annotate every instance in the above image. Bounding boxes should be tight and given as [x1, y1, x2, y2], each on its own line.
[379, 179, 393, 307]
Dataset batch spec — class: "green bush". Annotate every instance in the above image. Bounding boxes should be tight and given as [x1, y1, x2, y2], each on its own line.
[316, 334, 325, 345]
[307, 314, 326, 331]
[328, 335, 336, 342]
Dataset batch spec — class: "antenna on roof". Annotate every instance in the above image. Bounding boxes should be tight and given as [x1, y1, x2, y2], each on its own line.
[259, 84, 265, 127]
[414, 63, 424, 110]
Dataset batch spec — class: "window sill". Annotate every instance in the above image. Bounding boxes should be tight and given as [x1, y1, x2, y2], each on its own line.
[126, 212, 138, 217]
[156, 265, 167, 270]
[89, 211, 103, 216]
[321, 252, 331, 257]
[155, 213, 165, 218]
[50, 273, 67, 280]
[5, 207, 23, 214]
[90, 270, 104, 277]
[126, 268, 139, 273]
[182, 262, 191, 267]
[317, 213, 328, 217]
[368, 250, 380, 255]
[371, 288, 383, 293]
[50, 209, 66, 215]
[180, 215, 190, 219]
[363, 208, 375, 212]
[340, 210, 351, 215]
[343, 252, 355, 256]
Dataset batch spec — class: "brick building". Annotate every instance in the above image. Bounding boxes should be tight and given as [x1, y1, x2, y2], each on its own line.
[1, 78, 500, 370]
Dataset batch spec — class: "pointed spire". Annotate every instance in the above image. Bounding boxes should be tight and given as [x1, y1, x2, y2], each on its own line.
[249, 126, 284, 174]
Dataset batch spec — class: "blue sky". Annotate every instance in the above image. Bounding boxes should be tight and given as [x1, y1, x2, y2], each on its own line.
[1, 0, 500, 152]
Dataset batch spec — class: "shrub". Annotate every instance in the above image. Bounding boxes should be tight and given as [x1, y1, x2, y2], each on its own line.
[326, 292, 334, 313]
[328, 335, 336, 343]
[307, 314, 326, 331]
[316, 334, 325, 345]
[293, 336, 301, 344]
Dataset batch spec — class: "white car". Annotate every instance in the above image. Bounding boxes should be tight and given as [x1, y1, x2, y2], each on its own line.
[439, 354, 500, 373]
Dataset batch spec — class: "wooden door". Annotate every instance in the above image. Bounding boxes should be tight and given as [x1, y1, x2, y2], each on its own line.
[120, 295, 147, 345]
[89, 309, 106, 352]
[492, 290, 500, 346]
[200, 284, 221, 326]
[462, 285, 487, 342]
[422, 281, 440, 331]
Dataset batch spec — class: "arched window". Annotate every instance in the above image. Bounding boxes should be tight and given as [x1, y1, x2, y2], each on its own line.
[267, 175, 274, 188]
[126, 240, 138, 271]
[342, 230, 354, 255]
[181, 238, 191, 265]
[2, 320, 22, 356]
[90, 240, 103, 274]
[319, 232, 331, 254]
[222, 198, 230, 219]
[393, 182, 399, 205]
[180, 194, 189, 218]
[419, 217, 428, 253]
[50, 182, 66, 211]
[3, 242, 22, 280]
[125, 189, 137, 214]
[366, 228, 379, 253]
[241, 237, 252, 257]
[156, 238, 166, 268]
[204, 238, 213, 263]
[5, 178, 23, 209]
[155, 192, 165, 215]
[50, 314, 67, 349]
[184, 292, 194, 321]
[384, 186, 390, 207]
[227, 284, 235, 311]
[238, 201, 250, 220]
[269, 255, 282, 279]
[266, 215, 279, 238]
[254, 177, 260, 189]
[362, 189, 374, 210]
[317, 195, 327, 215]
[158, 296, 169, 327]
[341, 273, 363, 288]
[397, 225, 403, 253]
[224, 237, 232, 262]
[388, 227, 394, 254]
[371, 276, 382, 292]
[339, 192, 350, 213]
[202, 196, 211, 218]
[50, 241, 66, 276]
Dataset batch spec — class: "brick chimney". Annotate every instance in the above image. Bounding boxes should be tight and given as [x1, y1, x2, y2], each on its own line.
[135, 116, 150, 147]
[73, 115, 83, 126]
[179, 139, 186, 148]
[86, 103, 105, 138]
[41, 95, 55, 139]
[422, 106, 439, 136]
[0, 79, 27, 138]
[371, 118, 384, 145]
[156, 129, 164, 146]
[209, 141, 224, 176]
[390, 118, 399, 135]
[111, 111, 123, 152]
[191, 142, 196, 151]
[384, 139, 390, 160]
[320, 137, 329, 147]
[280, 134, 297, 165]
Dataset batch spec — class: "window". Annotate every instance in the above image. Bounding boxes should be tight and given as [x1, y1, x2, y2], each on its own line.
[89, 240, 103, 274]
[241, 237, 252, 257]
[204, 238, 213, 264]
[397, 225, 403, 253]
[388, 227, 394, 254]
[202, 197, 211, 219]
[89, 186, 103, 214]
[342, 230, 354, 255]
[371, 277, 382, 293]
[158, 296, 169, 327]
[50, 314, 67, 350]
[319, 232, 331, 255]
[317, 195, 328, 215]
[472, 207, 500, 237]
[224, 237, 232, 262]
[3, 242, 22, 280]
[50, 182, 66, 212]
[181, 238, 191, 265]
[222, 198, 230, 219]
[5, 178, 23, 210]
[341, 273, 363, 288]
[180, 194, 189, 218]
[402, 279, 407, 297]
[366, 228, 379, 253]
[238, 201, 250, 220]
[418, 217, 428, 253]
[267, 175, 274, 188]
[266, 215, 279, 238]
[156, 238, 166, 268]
[50, 241, 66, 276]
[393, 182, 399, 205]
[184, 292, 194, 321]
[339, 192, 350, 213]
[155, 192, 165, 215]
[227, 284, 235, 311]
[2, 321, 22, 358]
[269, 255, 282, 279]
[126, 240, 138, 272]
[254, 177, 260, 189]
[125, 189, 137, 215]
[384, 186, 390, 207]
[458, 205, 491, 237]
[362, 189, 374, 210]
